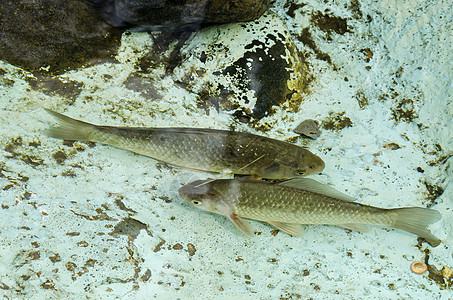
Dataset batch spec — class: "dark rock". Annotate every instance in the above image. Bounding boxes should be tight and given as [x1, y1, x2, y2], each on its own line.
[89, 0, 271, 27]
[0, 0, 123, 74]
[172, 12, 310, 123]
[223, 33, 292, 119]
[90, 0, 129, 27]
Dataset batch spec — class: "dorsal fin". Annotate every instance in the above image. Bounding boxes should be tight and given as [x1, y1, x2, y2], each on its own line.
[279, 178, 355, 202]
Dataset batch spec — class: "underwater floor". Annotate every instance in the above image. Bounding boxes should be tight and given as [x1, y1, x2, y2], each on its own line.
[0, 0, 452, 298]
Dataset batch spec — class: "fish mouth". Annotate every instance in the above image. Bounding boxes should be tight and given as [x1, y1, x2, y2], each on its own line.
[178, 186, 188, 199]
[310, 157, 325, 174]
[178, 179, 211, 199]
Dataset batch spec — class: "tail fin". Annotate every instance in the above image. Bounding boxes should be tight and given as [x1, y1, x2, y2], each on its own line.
[391, 207, 441, 246]
[44, 109, 96, 141]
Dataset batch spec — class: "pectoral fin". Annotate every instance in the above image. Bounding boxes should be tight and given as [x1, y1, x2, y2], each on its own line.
[337, 223, 370, 232]
[267, 221, 304, 236]
[262, 160, 282, 174]
[229, 214, 254, 236]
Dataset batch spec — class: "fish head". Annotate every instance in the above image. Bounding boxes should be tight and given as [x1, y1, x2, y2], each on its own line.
[290, 152, 325, 177]
[178, 180, 233, 216]
[260, 153, 325, 179]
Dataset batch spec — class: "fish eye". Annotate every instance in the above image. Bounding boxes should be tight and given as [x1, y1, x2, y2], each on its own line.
[192, 200, 202, 205]
[295, 169, 306, 175]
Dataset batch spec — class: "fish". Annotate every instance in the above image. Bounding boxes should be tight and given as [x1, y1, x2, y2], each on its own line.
[44, 109, 325, 179]
[178, 178, 442, 246]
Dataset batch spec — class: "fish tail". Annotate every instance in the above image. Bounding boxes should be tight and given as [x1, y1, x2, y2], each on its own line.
[44, 109, 96, 141]
[391, 207, 441, 246]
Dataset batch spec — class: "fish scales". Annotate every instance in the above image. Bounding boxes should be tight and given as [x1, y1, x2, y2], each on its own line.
[44, 109, 325, 179]
[179, 178, 441, 246]
[93, 127, 279, 172]
[219, 180, 394, 226]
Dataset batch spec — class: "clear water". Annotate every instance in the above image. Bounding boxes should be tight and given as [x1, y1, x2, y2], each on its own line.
[0, 0, 451, 299]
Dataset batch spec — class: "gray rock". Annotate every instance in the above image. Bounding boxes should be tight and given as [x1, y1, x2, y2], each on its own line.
[0, 0, 123, 74]
[91, 0, 271, 27]
[294, 119, 322, 139]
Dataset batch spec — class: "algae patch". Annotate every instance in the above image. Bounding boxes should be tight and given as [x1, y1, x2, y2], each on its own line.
[296, 28, 332, 64]
[284, 2, 306, 18]
[110, 218, 152, 241]
[355, 91, 369, 109]
[348, 0, 363, 19]
[391, 98, 418, 123]
[26, 75, 83, 102]
[4, 137, 45, 167]
[322, 111, 353, 131]
[422, 181, 444, 208]
[311, 11, 349, 36]
[418, 246, 453, 289]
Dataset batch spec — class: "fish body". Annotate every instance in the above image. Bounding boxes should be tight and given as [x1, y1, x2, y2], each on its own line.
[179, 178, 442, 246]
[44, 109, 325, 179]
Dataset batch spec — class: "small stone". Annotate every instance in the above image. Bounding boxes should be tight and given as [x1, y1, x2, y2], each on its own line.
[85, 259, 96, 267]
[66, 232, 80, 237]
[294, 119, 321, 139]
[270, 229, 279, 236]
[172, 243, 183, 250]
[66, 262, 77, 271]
[411, 261, 428, 274]
[267, 258, 278, 264]
[40, 279, 55, 290]
[21, 275, 31, 281]
[49, 253, 61, 263]
[77, 241, 89, 247]
[153, 239, 165, 252]
[28, 251, 40, 260]
[187, 243, 197, 256]
[383, 143, 401, 150]
[141, 269, 152, 282]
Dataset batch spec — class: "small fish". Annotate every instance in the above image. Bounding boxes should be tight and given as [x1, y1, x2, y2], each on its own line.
[44, 109, 325, 179]
[179, 178, 442, 246]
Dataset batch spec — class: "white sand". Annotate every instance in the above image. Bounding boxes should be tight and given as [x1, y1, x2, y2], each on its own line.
[0, 0, 451, 298]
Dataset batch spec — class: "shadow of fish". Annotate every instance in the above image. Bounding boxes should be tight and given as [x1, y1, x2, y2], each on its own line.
[44, 109, 325, 179]
[179, 178, 442, 246]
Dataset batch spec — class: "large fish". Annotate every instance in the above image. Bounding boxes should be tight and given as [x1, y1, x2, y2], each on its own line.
[44, 109, 325, 179]
[179, 178, 442, 246]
